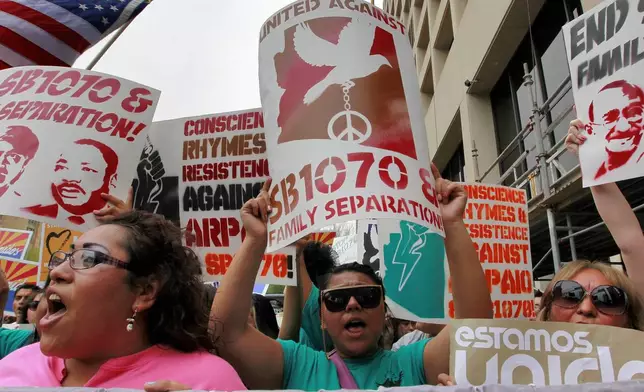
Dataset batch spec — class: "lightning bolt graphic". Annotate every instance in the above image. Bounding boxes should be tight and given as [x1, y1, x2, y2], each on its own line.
[391, 222, 429, 291]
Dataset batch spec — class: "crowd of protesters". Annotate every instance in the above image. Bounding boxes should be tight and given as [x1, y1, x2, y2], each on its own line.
[0, 120, 641, 390]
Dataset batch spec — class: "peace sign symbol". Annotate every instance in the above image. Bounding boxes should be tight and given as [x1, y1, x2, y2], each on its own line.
[327, 110, 372, 144]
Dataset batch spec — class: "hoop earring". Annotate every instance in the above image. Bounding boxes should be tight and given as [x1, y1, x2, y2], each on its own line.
[126, 308, 137, 332]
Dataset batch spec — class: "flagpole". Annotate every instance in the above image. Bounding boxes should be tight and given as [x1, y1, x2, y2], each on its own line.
[85, 20, 132, 70]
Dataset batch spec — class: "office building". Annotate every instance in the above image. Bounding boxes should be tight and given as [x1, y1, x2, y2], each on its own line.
[383, 0, 641, 280]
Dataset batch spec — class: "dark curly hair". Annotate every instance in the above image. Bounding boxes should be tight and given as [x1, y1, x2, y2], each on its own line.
[303, 241, 338, 288]
[104, 211, 214, 352]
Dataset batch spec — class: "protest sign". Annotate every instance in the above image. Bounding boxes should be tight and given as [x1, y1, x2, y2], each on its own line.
[258, 0, 442, 251]
[450, 318, 644, 386]
[563, 0, 644, 186]
[140, 110, 296, 285]
[0, 228, 32, 259]
[378, 183, 533, 322]
[38, 224, 82, 284]
[458, 183, 534, 319]
[0, 66, 160, 231]
[357, 219, 380, 272]
[2, 257, 39, 315]
[332, 233, 358, 264]
[380, 219, 446, 321]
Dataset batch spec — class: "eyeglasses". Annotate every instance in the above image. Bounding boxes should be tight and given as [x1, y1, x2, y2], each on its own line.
[28, 301, 40, 310]
[551, 280, 628, 316]
[321, 285, 382, 312]
[49, 249, 130, 271]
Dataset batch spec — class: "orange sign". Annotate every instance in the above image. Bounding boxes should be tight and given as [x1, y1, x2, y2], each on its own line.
[39, 225, 82, 283]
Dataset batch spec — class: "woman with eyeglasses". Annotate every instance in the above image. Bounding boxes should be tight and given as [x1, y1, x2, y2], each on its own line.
[0, 211, 245, 390]
[209, 166, 492, 390]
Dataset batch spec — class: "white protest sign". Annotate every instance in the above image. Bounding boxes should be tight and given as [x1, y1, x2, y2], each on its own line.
[0, 66, 159, 231]
[144, 109, 296, 285]
[563, 0, 644, 186]
[258, 0, 443, 252]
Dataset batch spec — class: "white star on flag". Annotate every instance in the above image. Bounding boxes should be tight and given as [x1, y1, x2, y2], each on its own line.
[101, 16, 109, 25]
[110, 5, 119, 11]
[95, 4, 104, 10]
[78, 4, 88, 11]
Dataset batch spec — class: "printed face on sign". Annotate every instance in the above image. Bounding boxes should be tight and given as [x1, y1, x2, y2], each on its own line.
[588, 80, 644, 180]
[21, 139, 118, 223]
[274, 16, 416, 158]
[0, 126, 39, 197]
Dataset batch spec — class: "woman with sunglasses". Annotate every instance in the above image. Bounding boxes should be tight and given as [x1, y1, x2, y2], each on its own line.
[210, 167, 492, 390]
[566, 119, 644, 300]
[537, 260, 643, 329]
[0, 211, 245, 390]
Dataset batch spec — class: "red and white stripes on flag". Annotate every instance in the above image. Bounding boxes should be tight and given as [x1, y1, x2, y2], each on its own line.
[0, 0, 149, 69]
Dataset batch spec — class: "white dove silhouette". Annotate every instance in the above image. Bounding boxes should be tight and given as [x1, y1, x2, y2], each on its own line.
[294, 19, 392, 105]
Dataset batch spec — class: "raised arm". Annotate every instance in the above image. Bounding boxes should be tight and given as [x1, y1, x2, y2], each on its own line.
[567, 120, 644, 298]
[210, 180, 284, 389]
[423, 164, 493, 384]
[278, 249, 305, 341]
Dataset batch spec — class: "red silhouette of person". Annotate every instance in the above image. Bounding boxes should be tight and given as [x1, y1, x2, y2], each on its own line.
[587, 80, 644, 180]
[22, 139, 119, 225]
[0, 126, 39, 198]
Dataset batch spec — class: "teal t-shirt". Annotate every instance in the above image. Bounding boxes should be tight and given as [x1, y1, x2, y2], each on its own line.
[279, 339, 428, 390]
[0, 328, 34, 359]
[300, 286, 333, 351]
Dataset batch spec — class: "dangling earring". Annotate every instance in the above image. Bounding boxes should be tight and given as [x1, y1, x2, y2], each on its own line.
[126, 308, 137, 332]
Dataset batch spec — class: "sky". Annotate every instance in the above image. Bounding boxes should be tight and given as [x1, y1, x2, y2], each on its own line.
[74, 0, 384, 121]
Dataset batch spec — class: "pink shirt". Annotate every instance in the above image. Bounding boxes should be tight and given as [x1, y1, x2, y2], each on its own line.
[0, 343, 246, 390]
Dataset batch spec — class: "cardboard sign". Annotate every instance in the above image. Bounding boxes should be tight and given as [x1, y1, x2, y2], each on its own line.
[451, 319, 644, 386]
[563, 0, 644, 186]
[38, 224, 82, 284]
[0, 66, 160, 231]
[258, 0, 442, 252]
[309, 231, 336, 246]
[0, 228, 32, 259]
[140, 109, 296, 285]
[380, 219, 446, 321]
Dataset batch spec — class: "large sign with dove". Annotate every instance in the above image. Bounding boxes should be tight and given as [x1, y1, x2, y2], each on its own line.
[258, 0, 443, 252]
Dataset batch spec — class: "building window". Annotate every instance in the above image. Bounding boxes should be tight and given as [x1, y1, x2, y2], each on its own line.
[441, 143, 465, 182]
[490, 0, 582, 193]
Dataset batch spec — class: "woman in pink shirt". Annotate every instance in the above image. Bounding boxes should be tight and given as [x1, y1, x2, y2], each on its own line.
[0, 211, 246, 391]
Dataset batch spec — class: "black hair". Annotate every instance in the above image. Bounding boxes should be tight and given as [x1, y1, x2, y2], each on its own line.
[15, 283, 40, 294]
[303, 241, 338, 288]
[534, 289, 543, 298]
[104, 211, 214, 353]
[252, 294, 280, 339]
[319, 262, 385, 294]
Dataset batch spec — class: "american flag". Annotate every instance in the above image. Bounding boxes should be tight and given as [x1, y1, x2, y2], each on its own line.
[0, 0, 151, 69]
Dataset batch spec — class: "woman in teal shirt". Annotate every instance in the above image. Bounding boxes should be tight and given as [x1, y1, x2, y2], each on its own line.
[211, 169, 493, 390]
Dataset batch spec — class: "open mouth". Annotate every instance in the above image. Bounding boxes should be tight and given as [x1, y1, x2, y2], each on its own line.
[47, 293, 67, 315]
[40, 293, 67, 330]
[344, 319, 367, 334]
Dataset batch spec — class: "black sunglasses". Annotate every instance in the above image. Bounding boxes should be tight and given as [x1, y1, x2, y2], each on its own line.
[49, 249, 130, 271]
[552, 280, 628, 316]
[321, 285, 382, 312]
[28, 300, 40, 310]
